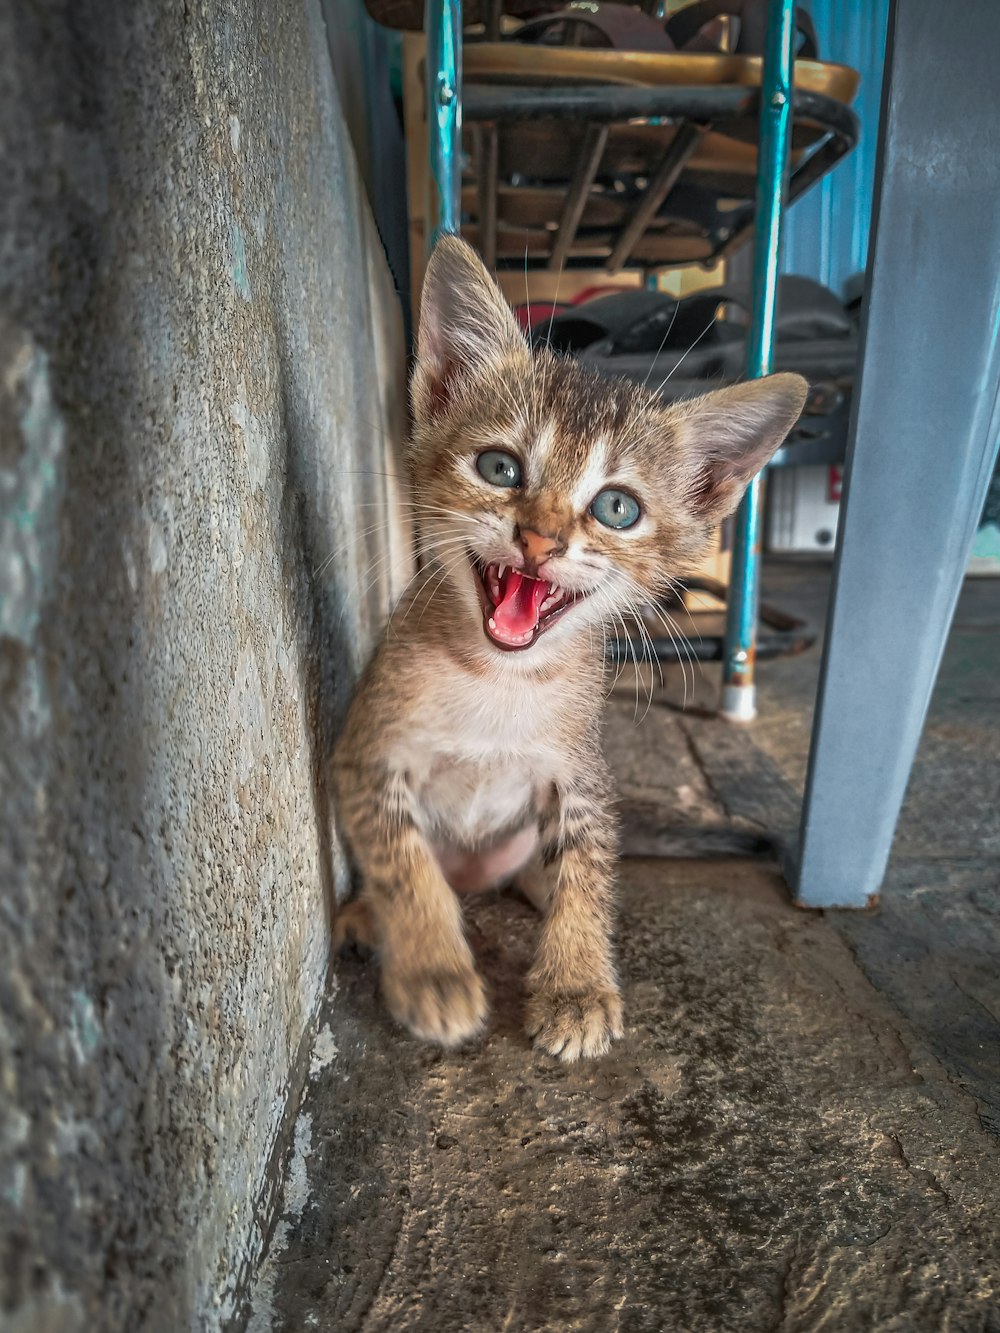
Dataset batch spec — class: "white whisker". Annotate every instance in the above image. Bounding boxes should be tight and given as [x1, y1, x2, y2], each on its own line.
[651, 315, 719, 400]
[640, 294, 681, 391]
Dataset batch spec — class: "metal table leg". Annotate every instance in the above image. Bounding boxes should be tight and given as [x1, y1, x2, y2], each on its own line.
[794, 0, 1000, 907]
[719, 0, 795, 723]
[425, 0, 462, 247]
[606, 123, 701, 274]
[548, 124, 609, 275]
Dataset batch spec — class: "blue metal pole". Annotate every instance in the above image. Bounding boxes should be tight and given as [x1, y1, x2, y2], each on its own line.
[719, 0, 796, 723]
[425, 0, 462, 247]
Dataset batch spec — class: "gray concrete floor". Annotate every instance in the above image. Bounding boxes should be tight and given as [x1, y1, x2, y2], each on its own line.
[247, 562, 1000, 1332]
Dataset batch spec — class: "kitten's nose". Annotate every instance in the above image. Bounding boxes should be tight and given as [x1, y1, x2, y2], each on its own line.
[517, 527, 564, 566]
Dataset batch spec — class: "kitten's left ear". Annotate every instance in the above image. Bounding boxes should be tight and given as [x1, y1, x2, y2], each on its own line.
[675, 373, 809, 521]
[413, 235, 530, 422]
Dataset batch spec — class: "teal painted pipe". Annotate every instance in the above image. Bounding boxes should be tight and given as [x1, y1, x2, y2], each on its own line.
[425, 0, 462, 246]
[720, 0, 796, 723]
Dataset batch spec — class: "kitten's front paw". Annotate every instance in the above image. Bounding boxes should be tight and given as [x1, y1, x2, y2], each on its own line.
[526, 987, 624, 1062]
[383, 963, 488, 1047]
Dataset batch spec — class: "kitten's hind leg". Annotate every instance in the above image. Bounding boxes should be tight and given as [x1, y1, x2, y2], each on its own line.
[333, 898, 379, 954]
[515, 859, 552, 914]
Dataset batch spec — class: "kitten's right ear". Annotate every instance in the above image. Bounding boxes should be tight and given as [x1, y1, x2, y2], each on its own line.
[413, 235, 529, 422]
[675, 373, 809, 522]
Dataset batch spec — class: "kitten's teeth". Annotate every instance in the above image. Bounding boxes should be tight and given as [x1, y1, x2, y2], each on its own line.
[488, 617, 496, 630]
[499, 564, 506, 579]
[541, 586, 562, 613]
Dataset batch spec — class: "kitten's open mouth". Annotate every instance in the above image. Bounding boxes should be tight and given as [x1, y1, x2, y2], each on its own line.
[470, 555, 586, 651]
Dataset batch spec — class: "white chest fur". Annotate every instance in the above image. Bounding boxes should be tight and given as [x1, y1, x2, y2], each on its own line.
[390, 656, 586, 848]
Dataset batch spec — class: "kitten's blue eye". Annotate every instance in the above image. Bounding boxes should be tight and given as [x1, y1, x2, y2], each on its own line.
[590, 489, 641, 530]
[476, 450, 522, 489]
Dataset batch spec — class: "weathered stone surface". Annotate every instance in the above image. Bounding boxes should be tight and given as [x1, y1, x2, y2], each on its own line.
[0, 2, 406, 1328]
[254, 860, 1000, 1331]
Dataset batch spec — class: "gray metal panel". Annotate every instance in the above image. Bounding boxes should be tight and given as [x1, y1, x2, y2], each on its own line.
[794, 0, 1000, 907]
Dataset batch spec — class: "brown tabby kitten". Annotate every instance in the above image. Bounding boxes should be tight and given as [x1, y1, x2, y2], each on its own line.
[333, 236, 807, 1061]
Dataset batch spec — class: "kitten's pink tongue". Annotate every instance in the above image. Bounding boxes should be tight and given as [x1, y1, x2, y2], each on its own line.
[492, 570, 548, 639]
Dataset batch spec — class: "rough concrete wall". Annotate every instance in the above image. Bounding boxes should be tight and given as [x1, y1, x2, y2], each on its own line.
[0, 2, 408, 1330]
[320, 0, 411, 323]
